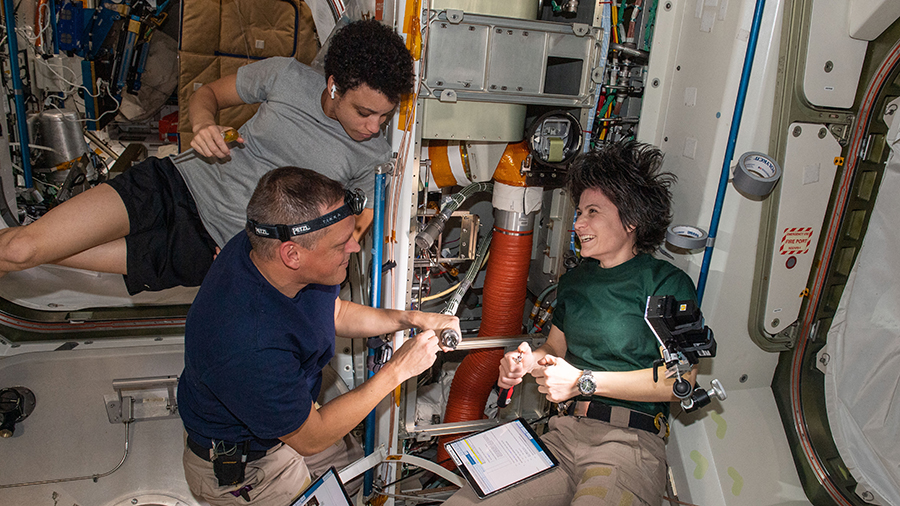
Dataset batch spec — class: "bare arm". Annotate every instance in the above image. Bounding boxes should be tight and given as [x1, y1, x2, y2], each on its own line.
[189, 74, 246, 158]
[594, 366, 698, 402]
[280, 330, 441, 455]
[333, 298, 460, 339]
[281, 301, 458, 454]
[533, 354, 698, 403]
[519, 324, 697, 403]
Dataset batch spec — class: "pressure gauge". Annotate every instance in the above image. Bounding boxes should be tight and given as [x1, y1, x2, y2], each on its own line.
[526, 111, 583, 168]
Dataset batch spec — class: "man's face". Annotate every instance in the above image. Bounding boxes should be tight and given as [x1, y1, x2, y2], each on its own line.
[330, 81, 397, 142]
[297, 202, 361, 286]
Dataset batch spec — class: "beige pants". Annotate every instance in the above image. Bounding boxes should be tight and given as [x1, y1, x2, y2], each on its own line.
[183, 435, 362, 506]
[442, 415, 667, 506]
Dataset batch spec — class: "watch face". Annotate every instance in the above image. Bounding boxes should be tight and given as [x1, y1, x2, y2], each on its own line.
[578, 374, 596, 395]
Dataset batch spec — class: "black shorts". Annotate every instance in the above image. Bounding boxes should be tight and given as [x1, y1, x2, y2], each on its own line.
[106, 157, 217, 295]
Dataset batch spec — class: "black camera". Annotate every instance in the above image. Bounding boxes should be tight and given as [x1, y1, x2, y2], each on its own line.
[644, 295, 716, 364]
[644, 296, 725, 410]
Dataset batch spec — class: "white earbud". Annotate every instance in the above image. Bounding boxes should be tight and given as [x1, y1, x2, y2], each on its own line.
[330, 84, 337, 99]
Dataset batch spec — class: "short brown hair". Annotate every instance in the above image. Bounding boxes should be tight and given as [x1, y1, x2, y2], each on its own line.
[245, 167, 345, 258]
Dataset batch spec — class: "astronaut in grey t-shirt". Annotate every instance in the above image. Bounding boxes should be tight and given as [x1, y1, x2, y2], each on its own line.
[0, 20, 414, 293]
[180, 55, 391, 248]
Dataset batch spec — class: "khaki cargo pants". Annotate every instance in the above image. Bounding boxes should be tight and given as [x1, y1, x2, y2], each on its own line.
[442, 415, 667, 506]
[183, 434, 362, 506]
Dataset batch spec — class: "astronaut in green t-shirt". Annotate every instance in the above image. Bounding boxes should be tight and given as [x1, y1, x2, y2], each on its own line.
[445, 140, 697, 506]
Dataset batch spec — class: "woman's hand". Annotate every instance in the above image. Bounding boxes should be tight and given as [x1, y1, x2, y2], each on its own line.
[498, 342, 535, 389]
[190, 124, 244, 159]
[532, 355, 582, 403]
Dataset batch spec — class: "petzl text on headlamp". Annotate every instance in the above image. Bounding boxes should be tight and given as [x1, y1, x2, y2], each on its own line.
[247, 188, 366, 242]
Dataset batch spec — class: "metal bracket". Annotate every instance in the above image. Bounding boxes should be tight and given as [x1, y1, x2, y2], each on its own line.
[439, 89, 458, 103]
[375, 160, 395, 175]
[829, 121, 853, 146]
[572, 23, 590, 36]
[105, 375, 179, 424]
[446, 9, 463, 24]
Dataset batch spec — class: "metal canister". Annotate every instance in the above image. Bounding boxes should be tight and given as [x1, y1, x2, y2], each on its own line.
[28, 111, 90, 185]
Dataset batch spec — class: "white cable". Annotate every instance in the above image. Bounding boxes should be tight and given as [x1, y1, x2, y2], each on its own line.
[8, 142, 59, 154]
[93, 82, 123, 123]
[49, 81, 122, 124]
[36, 3, 51, 50]
[38, 57, 81, 86]
[34, 57, 83, 95]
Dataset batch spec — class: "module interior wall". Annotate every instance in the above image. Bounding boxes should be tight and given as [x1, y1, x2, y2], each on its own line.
[177, 0, 319, 150]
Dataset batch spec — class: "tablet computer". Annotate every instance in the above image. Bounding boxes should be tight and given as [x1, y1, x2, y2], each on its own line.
[443, 418, 559, 498]
[287, 466, 353, 506]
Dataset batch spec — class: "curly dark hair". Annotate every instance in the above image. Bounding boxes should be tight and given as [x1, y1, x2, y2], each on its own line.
[324, 19, 414, 104]
[566, 140, 676, 255]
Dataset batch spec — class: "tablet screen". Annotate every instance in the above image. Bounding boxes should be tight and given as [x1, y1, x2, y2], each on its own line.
[444, 418, 558, 498]
[287, 466, 353, 506]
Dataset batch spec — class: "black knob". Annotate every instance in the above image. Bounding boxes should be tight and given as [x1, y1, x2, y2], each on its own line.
[0, 388, 25, 438]
[672, 378, 693, 399]
[0, 387, 36, 438]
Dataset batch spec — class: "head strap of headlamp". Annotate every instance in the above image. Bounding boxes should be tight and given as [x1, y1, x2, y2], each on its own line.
[247, 188, 366, 242]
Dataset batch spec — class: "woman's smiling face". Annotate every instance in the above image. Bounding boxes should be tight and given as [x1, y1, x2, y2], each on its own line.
[574, 187, 636, 268]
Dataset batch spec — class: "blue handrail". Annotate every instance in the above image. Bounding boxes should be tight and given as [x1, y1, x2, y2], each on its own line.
[696, 0, 767, 303]
[363, 169, 386, 495]
[3, 1, 34, 188]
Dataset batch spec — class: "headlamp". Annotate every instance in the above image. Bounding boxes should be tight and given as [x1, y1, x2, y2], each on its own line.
[247, 188, 366, 242]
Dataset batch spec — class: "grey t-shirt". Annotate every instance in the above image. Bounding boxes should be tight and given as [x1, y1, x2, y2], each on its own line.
[174, 57, 388, 247]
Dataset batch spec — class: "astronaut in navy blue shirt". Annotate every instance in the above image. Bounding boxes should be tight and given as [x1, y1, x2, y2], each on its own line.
[178, 166, 459, 505]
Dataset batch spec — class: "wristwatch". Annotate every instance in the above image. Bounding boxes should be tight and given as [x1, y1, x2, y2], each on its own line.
[577, 370, 596, 396]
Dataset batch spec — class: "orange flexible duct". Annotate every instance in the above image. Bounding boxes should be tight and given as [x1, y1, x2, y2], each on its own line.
[437, 221, 534, 468]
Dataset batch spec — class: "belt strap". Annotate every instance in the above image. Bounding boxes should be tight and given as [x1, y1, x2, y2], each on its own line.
[186, 436, 269, 463]
[564, 400, 669, 439]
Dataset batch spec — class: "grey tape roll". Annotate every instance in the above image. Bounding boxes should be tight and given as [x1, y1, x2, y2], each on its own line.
[666, 225, 708, 250]
[733, 152, 782, 197]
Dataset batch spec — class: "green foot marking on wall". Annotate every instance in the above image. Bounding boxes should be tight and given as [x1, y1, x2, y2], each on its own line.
[690, 450, 709, 479]
[710, 411, 727, 439]
[727, 467, 744, 496]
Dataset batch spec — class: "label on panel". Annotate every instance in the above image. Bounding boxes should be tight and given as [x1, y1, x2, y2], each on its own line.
[764, 123, 840, 335]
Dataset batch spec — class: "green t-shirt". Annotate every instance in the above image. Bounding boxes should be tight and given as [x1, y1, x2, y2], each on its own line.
[553, 254, 697, 417]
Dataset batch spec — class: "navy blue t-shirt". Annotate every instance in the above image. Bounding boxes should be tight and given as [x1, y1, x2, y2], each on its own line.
[178, 233, 339, 451]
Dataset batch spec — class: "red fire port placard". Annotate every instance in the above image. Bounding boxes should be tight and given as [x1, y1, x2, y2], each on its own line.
[780, 227, 814, 255]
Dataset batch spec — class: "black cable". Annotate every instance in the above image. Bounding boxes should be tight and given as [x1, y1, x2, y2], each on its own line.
[527, 414, 552, 429]
[0, 167, 20, 227]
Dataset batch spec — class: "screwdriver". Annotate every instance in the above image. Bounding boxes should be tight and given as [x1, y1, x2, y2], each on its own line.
[171, 128, 241, 163]
[497, 351, 523, 408]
